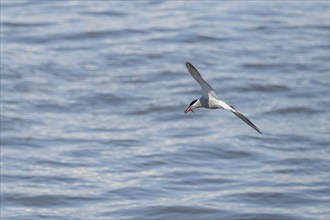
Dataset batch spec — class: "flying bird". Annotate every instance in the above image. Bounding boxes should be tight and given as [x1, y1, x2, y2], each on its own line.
[184, 62, 262, 134]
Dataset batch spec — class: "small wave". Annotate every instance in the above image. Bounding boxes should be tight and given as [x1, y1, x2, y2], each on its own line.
[107, 205, 225, 220]
[245, 25, 270, 31]
[188, 148, 254, 160]
[62, 29, 145, 41]
[284, 24, 330, 31]
[238, 83, 289, 93]
[12, 29, 145, 44]
[264, 106, 319, 115]
[174, 34, 226, 43]
[2, 193, 101, 207]
[1, 21, 55, 27]
[197, 35, 225, 42]
[242, 62, 312, 72]
[76, 93, 127, 109]
[130, 102, 183, 116]
[33, 103, 71, 113]
[1, 174, 82, 185]
[80, 10, 128, 17]
[230, 213, 301, 220]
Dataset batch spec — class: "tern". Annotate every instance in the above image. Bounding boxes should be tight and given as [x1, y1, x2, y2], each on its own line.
[184, 62, 262, 134]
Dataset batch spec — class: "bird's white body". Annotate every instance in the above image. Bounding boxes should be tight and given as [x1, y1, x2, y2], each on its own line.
[184, 62, 262, 134]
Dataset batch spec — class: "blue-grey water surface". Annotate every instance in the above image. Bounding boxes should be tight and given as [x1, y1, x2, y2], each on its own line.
[1, 1, 329, 220]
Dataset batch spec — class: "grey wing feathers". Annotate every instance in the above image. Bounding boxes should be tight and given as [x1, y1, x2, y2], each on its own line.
[231, 110, 262, 134]
[186, 62, 214, 93]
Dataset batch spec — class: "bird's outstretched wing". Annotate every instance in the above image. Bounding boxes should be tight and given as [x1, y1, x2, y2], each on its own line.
[186, 62, 214, 94]
[230, 110, 262, 134]
[218, 100, 262, 134]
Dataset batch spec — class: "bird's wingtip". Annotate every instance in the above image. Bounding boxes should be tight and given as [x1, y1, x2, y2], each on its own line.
[255, 127, 263, 135]
[185, 62, 198, 72]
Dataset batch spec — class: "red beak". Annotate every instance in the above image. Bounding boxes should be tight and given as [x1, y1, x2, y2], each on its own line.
[184, 107, 194, 114]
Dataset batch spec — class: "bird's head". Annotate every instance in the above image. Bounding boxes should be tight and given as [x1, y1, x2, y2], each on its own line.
[184, 99, 199, 114]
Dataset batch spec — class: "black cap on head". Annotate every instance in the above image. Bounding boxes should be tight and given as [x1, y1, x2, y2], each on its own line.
[189, 99, 198, 107]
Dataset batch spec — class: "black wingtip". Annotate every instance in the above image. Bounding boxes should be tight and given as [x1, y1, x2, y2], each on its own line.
[252, 124, 263, 135]
[185, 62, 198, 72]
[232, 110, 263, 135]
[254, 124, 263, 135]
